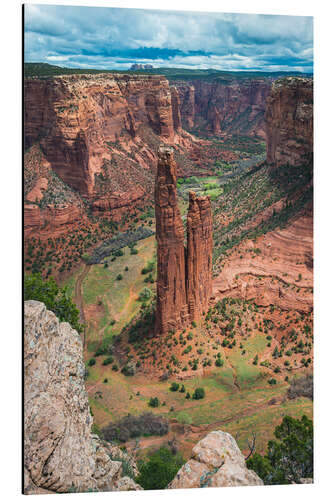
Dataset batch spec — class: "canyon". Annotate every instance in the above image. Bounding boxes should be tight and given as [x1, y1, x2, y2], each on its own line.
[212, 77, 313, 316]
[24, 300, 263, 494]
[24, 72, 273, 243]
[155, 146, 212, 335]
[24, 69, 314, 493]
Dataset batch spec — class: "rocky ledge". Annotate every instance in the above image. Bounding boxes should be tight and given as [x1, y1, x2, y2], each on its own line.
[24, 300, 141, 494]
[169, 431, 263, 489]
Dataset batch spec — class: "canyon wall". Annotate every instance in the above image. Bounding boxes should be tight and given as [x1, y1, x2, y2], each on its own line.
[265, 77, 313, 167]
[24, 73, 201, 239]
[155, 147, 213, 335]
[24, 73, 176, 197]
[24, 300, 141, 494]
[174, 78, 272, 137]
[213, 77, 313, 313]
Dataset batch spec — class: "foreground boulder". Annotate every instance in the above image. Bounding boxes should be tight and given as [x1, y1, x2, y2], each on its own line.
[24, 300, 141, 494]
[168, 431, 263, 489]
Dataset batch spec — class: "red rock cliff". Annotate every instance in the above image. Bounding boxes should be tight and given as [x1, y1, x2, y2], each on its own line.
[186, 191, 213, 323]
[265, 77, 313, 167]
[175, 78, 271, 137]
[24, 74, 176, 197]
[155, 148, 213, 335]
[175, 84, 195, 129]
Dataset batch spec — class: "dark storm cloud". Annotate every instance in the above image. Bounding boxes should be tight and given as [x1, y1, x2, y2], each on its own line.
[24, 5, 313, 72]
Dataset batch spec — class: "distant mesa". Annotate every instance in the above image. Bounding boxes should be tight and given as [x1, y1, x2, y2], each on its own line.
[130, 63, 154, 70]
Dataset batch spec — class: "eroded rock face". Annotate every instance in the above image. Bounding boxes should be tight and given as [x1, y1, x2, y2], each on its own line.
[154, 147, 188, 335]
[168, 431, 263, 489]
[176, 84, 195, 129]
[175, 78, 271, 137]
[24, 74, 175, 197]
[265, 77, 313, 167]
[24, 73, 203, 241]
[187, 191, 213, 323]
[170, 86, 182, 131]
[24, 300, 141, 494]
[155, 148, 213, 334]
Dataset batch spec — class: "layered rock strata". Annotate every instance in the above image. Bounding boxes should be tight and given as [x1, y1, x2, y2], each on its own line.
[24, 74, 177, 197]
[176, 84, 195, 129]
[155, 147, 212, 335]
[175, 78, 271, 137]
[265, 77, 313, 167]
[24, 300, 141, 494]
[24, 73, 202, 240]
[213, 77, 313, 313]
[169, 431, 263, 489]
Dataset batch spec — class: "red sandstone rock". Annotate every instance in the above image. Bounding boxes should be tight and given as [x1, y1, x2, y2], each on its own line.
[175, 78, 271, 137]
[170, 86, 182, 131]
[154, 147, 188, 335]
[186, 192, 213, 322]
[265, 77, 313, 167]
[24, 74, 176, 198]
[24, 203, 83, 238]
[176, 84, 195, 129]
[154, 148, 213, 335]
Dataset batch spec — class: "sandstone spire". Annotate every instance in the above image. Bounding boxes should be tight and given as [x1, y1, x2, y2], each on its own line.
[154, 146, 188, 335]
[186, 191, 213, 323]
[154, 147, 213, 335]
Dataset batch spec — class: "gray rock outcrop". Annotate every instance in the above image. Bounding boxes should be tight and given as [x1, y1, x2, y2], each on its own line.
[168, 431, 263, 489]
[24, 300, 141, 494]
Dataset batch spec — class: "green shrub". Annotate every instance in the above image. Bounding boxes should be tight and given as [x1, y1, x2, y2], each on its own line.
[215, 358, 224, 367]
[139, 288, 152, 302]
[103, 356, 114, 366]
[148, 397, 159, 408]
[88, 358, 96, 367]
[170, 382, 180, 392]
[136, 447, 185, 490]
[247, 415, 313, 484]
[24, 273, 83, 333]
[192, 388, 205, 400]
[116, 274, 123, 281]
[114, 249, 124, 257]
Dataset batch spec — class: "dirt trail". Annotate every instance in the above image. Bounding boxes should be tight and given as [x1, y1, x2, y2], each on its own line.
[226, 358, 241, 391]
[74, 263, 89, 347]
[114, 286, 136, 322]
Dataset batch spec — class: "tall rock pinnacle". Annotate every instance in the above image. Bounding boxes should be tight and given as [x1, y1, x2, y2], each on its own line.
[154, 147, 213, 335]
[186, 191, 213, 323]
[154, 146, 188, 335]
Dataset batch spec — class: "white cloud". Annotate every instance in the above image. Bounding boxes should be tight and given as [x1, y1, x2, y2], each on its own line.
[24, 5, 313, 73]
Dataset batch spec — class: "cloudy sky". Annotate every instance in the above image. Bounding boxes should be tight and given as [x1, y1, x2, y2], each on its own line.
[24, 4, 313, 73]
